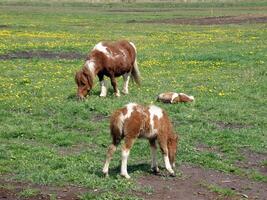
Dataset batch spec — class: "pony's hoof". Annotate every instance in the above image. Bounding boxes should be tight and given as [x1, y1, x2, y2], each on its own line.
[121, 173, 131, 179]
[151, 167, 160, 174]
[103, 170, 109, 177]
[170, 173, 176, 177]
[122, 90, 128, 95]
[115, 92, 120, 97]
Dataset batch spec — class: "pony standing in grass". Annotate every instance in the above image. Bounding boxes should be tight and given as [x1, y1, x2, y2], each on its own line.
[75, 40, 140, 99]
[103, 103, 179, 179]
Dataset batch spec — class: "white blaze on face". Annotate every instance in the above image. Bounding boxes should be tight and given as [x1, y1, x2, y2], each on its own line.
[93, 42, 112, 57]
[117, 103, 137, 133]
[85, 60, 95, 75]
[148, 105, 163, 137]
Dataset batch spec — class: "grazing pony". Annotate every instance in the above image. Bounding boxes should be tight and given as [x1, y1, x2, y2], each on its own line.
[157, 92, 194, 104]
[103, 103, 179, 179]
[75, 40, 141, 99]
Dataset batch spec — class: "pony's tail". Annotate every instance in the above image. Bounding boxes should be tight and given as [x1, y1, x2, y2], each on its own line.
[131, 58, 141, 86]
[130, 42, 141, 86]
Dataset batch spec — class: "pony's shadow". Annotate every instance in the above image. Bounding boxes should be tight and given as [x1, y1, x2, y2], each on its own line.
[94, 163, 172, 178]
[67, 93, 77, 101]
[93, 163, 150, 178]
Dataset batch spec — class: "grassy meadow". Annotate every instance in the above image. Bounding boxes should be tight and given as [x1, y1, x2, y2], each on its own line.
[0, 0, 267, 199]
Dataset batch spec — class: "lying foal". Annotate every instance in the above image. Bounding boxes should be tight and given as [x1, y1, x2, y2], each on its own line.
[103, 103, 179, 179]
[157, 92, 194, 104]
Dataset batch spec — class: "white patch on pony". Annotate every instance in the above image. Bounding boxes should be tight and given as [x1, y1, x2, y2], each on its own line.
[125, 103, 137, 118]
[164, 154, 174, 174]
[171, 93, 179, 103]
[99, 80, 107, 97]
[117, 103, 137, 133]
[85, 60, 95, 75]
[93, 42, 112, 57]
[121, 149, 130, 179]
[122, 72, 131, 94]
[148, 105, 163, 137]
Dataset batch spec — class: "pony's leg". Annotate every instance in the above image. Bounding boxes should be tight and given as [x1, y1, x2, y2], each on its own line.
[149, 139, 159, 174]
[110, 76, 120, 97]
[98, 74, 107, 97]
[157, 137, 175, 176]
[122, 72, 131, 95]
[121, 137, 135, 179]
[103, 144, 117, 177]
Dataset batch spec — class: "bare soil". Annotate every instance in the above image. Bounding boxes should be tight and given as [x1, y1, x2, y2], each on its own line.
[0, 178, 90, 200]
[212, 121, 253, 130]
[91, 114, 109, 123]
[137, 164, 267, 200]
[236, 149, 267, 176]
[0, 51, 85, 60]
[131, 14, 267, 25]
[108, 8, 173, 13]
[1, 161, 267, 200]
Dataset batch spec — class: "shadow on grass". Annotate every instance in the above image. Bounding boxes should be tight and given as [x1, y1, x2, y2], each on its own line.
[67, 93, 77, 101]
[93, 163, 151, 178]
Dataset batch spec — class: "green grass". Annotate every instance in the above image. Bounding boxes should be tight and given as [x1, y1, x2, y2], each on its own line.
[0, 0, 267, 199]
[19, 188, 40, 198]
[201, 182, 237, 197]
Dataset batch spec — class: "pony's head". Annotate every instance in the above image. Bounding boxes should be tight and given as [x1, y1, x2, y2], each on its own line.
[75, 67, 93, 100]
[167, 134, 178, 168]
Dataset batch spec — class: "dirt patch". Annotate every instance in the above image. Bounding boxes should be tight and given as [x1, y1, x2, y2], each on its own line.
[134, 14, 267, 25]
[0, 25, 10, 29]
[137, 173, 218, 200]
[236, 149, 267, 176]
[137, 164, 267, 200]
[57, 143, 98, 156]
[196, 143, 224, 158]
[108, 8, 173, 13]
[0, 51, 85, 60]
[212, 121, 252, 130]
[0, 187, 50, 200]
[0, 178, 91, 200]
[91, 114, 109, 123]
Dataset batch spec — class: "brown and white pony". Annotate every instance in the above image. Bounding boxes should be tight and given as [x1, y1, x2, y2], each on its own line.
[157, 92, 194, 104]
[103, 103, 179, 179]
[75, 40, 141, 99]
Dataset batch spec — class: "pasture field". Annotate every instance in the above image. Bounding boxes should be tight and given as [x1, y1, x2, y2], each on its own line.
[0, 0, 267, 199]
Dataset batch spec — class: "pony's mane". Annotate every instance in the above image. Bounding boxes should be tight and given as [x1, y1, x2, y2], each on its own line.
[82, 65, 94, 89]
